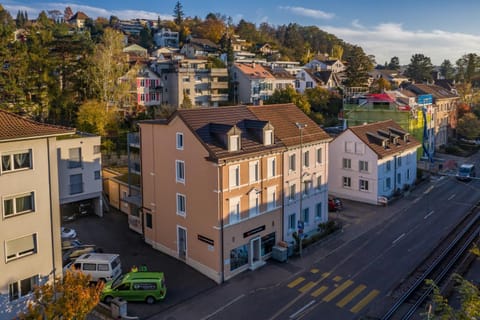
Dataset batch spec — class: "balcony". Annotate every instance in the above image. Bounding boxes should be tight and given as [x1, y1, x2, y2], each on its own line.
[210, 68, 228, 77]
[210, 94, 229, 102]
[127, 132, 140, 148]
[210, 82, 228, 89]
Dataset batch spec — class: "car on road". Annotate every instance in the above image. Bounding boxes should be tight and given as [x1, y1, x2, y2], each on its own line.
[456, 163, 476, 181]
[101, 271, 167, 304]
[61, 227, 77, 240]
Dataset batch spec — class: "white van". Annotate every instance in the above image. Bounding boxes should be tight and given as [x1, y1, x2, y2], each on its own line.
[456, 164, 476, 181]
[69, 253, 122, 282]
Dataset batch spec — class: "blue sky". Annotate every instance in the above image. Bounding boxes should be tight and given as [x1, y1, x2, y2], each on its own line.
[3, 0, 480, 65]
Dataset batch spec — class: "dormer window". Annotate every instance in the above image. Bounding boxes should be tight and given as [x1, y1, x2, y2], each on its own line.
[264, 129, 273, 146]
[229, 135, 240, 152]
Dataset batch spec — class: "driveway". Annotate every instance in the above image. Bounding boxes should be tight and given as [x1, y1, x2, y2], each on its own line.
[65, 207, 216, 319]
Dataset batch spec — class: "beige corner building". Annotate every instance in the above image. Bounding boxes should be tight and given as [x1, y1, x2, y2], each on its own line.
[0, 110, 75, 319]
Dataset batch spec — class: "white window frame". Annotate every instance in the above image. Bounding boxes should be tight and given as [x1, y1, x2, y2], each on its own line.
[3, 192, 35, 218]
[229, 197, 241, 224]
[316, 175, 322, 191]
[5, 233, 38, 262]
[176, 160, 185, 183]
[8, 275, 38, 301]
[229, 135, 240, 151]
[249, 192, 260, 217]
[288, 213, 296, 232]
[343, 176, 351, 188]
[355, 142, 365, 154]
[289, 184, 296, 201]
[386, 160, 391, 172]
[315, 202, 322, 220]
[302, 207, 310, 225]
[303, 150, 310, 168]
[385, 177, 391, 191]
[176, 193, 186, 216]
[267, 186, 276, 211]
[229, 165, 240, 188]
[264, 129, 273, 146]
[249, 161, 259, 183]
[176, 132, 184, 150]
[359, 179, 369, 191]
[267, 157, 276, 178]
[68, 147, 82, 168]
[289, 153, 296, 172]
[1, 150, 32, 174]
[345, 141, 354, 153]
[342, 158, 351, 169]
[359, 160, 369, 173]
[316, 148, 322, 165]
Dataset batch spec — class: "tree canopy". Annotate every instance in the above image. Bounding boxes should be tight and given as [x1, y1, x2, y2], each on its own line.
[405, 53, 433, 83]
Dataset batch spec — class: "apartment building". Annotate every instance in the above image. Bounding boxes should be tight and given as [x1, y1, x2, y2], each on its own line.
[0, 110, 75, 319]
[232, 62, 275, 105]
[139, 106, 286, 283]
[249, 104, 332, 243]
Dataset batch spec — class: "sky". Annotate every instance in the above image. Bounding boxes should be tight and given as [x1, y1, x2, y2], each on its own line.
[3, 0, 480, 66]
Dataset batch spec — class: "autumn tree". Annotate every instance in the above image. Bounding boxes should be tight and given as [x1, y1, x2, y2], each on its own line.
[193, 13, 226, 43]
[76, 100, 118, 136]
[405, 53, 433, 83]
[457, 112, 480, 139]
[457, 103, 472, 118]
[265, 86, 311, 115]
[331, 44, 344, 60]
[19, 269, 103, 320]
[370, 77, 392, 93]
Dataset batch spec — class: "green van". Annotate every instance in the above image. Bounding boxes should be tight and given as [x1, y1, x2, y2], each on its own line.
[101, 271, 167, 304]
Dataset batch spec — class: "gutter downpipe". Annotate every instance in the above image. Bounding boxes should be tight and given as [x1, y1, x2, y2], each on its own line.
[47, 138, 57, 287]
[218, 160, 225, 283]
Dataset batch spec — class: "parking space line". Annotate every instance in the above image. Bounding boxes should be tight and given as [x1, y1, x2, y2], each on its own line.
[287, 277, 305, 288]
[323, 280, 354, 302]
[336, 284, 366, 308]
[310, 268, 319, 274]
[311, 285, 328, 297]
[350, 289, 379, 314]
[299, 281, 316, 293]
[333, 275, 342, 282]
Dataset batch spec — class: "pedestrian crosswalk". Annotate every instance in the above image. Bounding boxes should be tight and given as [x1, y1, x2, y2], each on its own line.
[286, 269, 380, 314]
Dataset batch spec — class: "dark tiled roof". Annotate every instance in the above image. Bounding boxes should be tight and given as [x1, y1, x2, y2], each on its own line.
[248, 103, 331, 147]
[347, 120, 421, 158]
[407, 83, 457, 99]
[0, 110, 75, 141]
[176, 106, 284, 160]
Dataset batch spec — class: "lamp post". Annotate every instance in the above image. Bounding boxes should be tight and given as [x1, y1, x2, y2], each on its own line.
[296, 122, 307, 257]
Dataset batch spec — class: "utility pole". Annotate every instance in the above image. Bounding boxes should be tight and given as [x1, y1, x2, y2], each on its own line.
[296, 122, 307, 257]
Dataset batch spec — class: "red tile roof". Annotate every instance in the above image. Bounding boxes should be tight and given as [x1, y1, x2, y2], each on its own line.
[0, 110, 75, 142]
[248, 103, 331, 147]
[347, 119, 421, 158]
[234, 63, 275, 79]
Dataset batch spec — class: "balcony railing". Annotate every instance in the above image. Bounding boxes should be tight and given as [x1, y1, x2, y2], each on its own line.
[127, 133, 140, 147]
[210, 94, 229, 102]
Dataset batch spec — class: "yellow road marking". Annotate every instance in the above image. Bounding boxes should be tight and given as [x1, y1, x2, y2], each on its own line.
[310, 268, 319, 274]
[336, 285, 366, 308]
[333, 275, 343, 282]
[323, 280, 354, 302]
[311, 285, 328, 297]
[299, 281, 316, 293]
[287, 277, 305, 288]
[350, 290, 380, 313]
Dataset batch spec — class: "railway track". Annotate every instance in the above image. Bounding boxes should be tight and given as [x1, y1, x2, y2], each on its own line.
[379, 202, 480, 320]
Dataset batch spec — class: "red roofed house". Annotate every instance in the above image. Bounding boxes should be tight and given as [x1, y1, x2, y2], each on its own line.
[232, 63, 275, 105]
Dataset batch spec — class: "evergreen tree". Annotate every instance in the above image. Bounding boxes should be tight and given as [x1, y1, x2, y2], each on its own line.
[405, 53, 433, 83]
[440, 59, 455, 80]
[173, 1, 184, 26]
[387, 56, 400, 70]
[344, 45, 373, 87]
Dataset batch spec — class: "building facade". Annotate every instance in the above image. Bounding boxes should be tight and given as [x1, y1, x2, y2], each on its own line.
[232, 63, 275, 105]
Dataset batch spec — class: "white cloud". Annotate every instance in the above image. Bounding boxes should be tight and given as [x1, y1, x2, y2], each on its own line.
[279, 6, 334, 20]
[320, 21, 480, 65]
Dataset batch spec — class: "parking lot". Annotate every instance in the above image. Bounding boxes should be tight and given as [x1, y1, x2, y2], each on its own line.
[64, 207, 216, 319]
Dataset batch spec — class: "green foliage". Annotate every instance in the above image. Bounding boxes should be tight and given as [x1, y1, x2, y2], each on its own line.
[457, 113, 480, 139]
[405, 53, 433, 83]
[387, 56, 400, 70]
[344, 45, 373, 87]
[173, 1, 185, 25]
[440, 59, 455, 80]
[265, 86, 311, 115]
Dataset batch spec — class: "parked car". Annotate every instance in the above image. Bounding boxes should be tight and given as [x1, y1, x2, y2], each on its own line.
[63, 246, 97, 265]
[61, 227, 77, 240]
[70, 253, 122, 283]
[101, 271, 167, 304]
[328, 197, 343, 212]
[456, 163, 476, 181]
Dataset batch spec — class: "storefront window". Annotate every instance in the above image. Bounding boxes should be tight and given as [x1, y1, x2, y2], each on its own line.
[261, 232, 275, 256]
[230, 244, 248, 271]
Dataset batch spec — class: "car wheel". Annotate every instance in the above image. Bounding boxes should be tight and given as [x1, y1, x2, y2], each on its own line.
[104, 295, 113, 304]
[146, 296, 155, 304]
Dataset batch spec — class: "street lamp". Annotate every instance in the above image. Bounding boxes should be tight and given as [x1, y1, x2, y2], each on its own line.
[296, 122, 307, 257]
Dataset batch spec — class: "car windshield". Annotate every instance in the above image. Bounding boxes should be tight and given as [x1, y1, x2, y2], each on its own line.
[459, 167, 471, 174]
[111, 274, 125, 288]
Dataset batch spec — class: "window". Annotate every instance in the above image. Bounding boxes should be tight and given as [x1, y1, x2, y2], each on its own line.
[302, 207, 310, 225]
[176, 160, 185, 183]
[303, 151, 310, 168]
[229, 135, 240, 151]
[94, 170, 101, 180]
[70, 174, 83, 194]
[289, 184, 296, 201]
[385, 177, 391, 190]
[397, 173, 402, 185]
[355, 143, 365, 154]
[3, 192, 35, 218]
[316, 176, 322, 191]
[93, 145, 101, 154]
[229, 165, 240, 188]
[249, 192, 259, 217]
[315, 203, 322, 220]
[343, 176, 351, 188]
[9, 275, 38, 301]
[176, 133, 184, 150]
[303, 180, 309, 196]
[249, 161, 259, 183]
[267, 157, 276, 178]
[359, 160, 369, 172]
[2, 150, 32, 173]
[177, 193, 186, 216]
[386, 160, 391, 172]
[6, 234, 37, 262]
[306, 81, 313, 88]
[267, 186, 276, 210]
[407, 169, 411, 180]
[264, 129, 273, 145]
[288, 213, 296, 231]
[146, 213, 152, 228]
[316, 148, 322, 164]
[342, 158, 351, 169]
[229, 197, 241, 224]
[68, 148, 82, 168]
[397, 157, 402, 167]
[289, 154, 296, 172]
[359, 179, 369, 191]
[345, 141, 354, 153]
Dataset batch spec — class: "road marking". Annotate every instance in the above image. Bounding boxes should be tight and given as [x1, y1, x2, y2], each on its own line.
[448, 194, 456, 201]
[323, 280, 354, 302]
[392, 233, 405, 244]
[311, 285, 328, 297]
[336, 285, 367, 308]
[299, 281, 316, 293]
[200, 294, 245, 320]
[412, 197, 421, 204]
[288, 277, 305, 288]
[424, 210, 434, 219]
[333, 275, 343, 282]
[350, 290, 380, 314]
[310, 268, 319, 274]
[289, 300, 316, 319]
